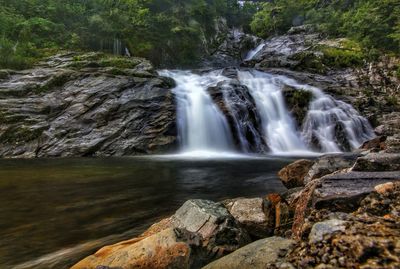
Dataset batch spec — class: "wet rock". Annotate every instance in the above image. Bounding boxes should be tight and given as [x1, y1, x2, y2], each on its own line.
[0, 52, 177, 157]
[224, 197, 272, 238]
[309, 219, 347, 243]
[303, 154, 360, 185]
[172, 199, 251, 257]
[71, 228, 201, 269]
[352, 153, 400, 172]
[202, 237, 295, 269]
[207, 78, 267, 153]
[278, 159, 314, 188]
[282, 86, 313, 126]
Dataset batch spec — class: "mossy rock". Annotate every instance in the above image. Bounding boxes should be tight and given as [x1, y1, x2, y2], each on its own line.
[0, 125, 46, 144]
[291, 51, 327, 74]
[0, 70, 10, 79]
[283, 86, 314, 125]
[34, 71, 73, 93]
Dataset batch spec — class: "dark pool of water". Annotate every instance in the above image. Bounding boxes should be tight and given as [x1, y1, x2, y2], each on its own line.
[0, 156, 295, 269]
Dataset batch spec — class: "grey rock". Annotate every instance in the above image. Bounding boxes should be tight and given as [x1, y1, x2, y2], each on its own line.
[313, 171, 400, 212]
[309, 219, 347, 243]
[202, 236, 295, 269]
[172, 199, 251, 257]
[304, 154, 360, 185]
[352, 153, 400, 172]
[0, 52, 177, 158]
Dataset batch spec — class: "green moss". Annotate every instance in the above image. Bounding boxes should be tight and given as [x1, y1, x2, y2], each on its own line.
[34, 72, 71, 93]
[292, 52, 326, 74]
[99, 56, 141, 69]
[385, 96, 399, 107]
[0, 126, 45, 143]
[396, 66, 400, 79]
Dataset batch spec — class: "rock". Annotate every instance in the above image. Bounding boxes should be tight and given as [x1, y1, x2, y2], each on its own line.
[309, 219, 347, 243]
[292, 170, 400, 239]
[374, 182, 395, 195]
[359, 136, 387, 152]
[202, 237, 295, 269]
[172, 199, 251, 257]
[224, 197, 272, 238]
[352, 153, 400, 172]
[278, 159, 314, 188]
[303, 154, 360, 185]
[207, 78, 267, 153]
[0, 52, 177, 157]
[312, 171, 400, 212]
[71, 228, 201, 269]
[282, 86, 313, 126]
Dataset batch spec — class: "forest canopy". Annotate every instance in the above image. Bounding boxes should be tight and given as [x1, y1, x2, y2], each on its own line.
[0, 0, 399, 69]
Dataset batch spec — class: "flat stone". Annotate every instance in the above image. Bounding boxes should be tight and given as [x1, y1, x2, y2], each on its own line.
[202, 237, 295, 269]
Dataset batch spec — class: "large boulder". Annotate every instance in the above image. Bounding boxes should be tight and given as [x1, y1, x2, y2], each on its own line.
[202, 237, 295, 269]
[278, 159, 314, 188]
[171, 200, 251, 258]
[71, 228, 201, 269]
[0, 52, 177, 158]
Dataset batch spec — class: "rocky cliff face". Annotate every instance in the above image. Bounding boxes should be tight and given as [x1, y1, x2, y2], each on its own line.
[0, 52, 177, 158]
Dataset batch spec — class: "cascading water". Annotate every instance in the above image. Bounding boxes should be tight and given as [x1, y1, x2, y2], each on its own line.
[159, 68, 375, 156]
[237, 70, 311, 154]
[244, 43, 265, 61]
[266, 75, 376, 152]
[158, 70, 235, 155]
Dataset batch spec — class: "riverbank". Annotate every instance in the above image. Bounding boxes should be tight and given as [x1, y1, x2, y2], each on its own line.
[72, 128, 400, 268]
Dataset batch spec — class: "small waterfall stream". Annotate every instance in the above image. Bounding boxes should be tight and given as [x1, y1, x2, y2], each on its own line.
[159, 68, 375, 156]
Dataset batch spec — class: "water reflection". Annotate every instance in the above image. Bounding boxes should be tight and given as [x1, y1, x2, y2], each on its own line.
[0, 156, 293, 268]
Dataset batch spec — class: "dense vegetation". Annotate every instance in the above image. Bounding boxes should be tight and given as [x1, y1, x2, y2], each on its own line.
[0, 0, 256, 69]
[1, 0, 399, 70]
[251, 0, 400, 55]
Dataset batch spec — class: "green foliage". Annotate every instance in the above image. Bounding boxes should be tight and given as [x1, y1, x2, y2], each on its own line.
[251, 0, 400, 54]
[320, 45, 365, 68]
[0, 0, 257, 69]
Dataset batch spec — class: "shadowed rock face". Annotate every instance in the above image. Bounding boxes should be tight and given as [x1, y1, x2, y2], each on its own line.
[0, 53, 177, 158]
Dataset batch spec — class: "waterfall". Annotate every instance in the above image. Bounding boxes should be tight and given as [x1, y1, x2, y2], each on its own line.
[268, 75, 376, 152]
[158, 70, 235, 155]
[237, 70, 311, 154]
[159, 69, 375, 155]
[244, 43, 265, 61]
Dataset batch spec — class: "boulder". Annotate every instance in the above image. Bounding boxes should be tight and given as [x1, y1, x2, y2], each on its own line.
[352, 153, 400, 172]
[202, 237, 295, 269]
[278, 159, 314, 188]
[172, 200, 251, 257]
[223, 198, 272, 238]
[303, 154, 360, 185]
[71, 228, 201, 269]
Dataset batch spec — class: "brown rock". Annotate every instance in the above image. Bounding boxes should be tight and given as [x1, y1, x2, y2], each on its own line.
[352, 153, 400, 172]
[360, 136, 387, 152]
[71, 228, 201, 269]
[278, 159, 314, 189]
[374, 182, 395, 195]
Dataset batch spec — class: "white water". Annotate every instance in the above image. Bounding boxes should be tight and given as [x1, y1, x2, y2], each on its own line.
[158, 70, 235, 155]
[159, 69, 375, 156]
[244, 43, 265, 61]
[265, 74, 376, 152]
[238, 70, 311, 154]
